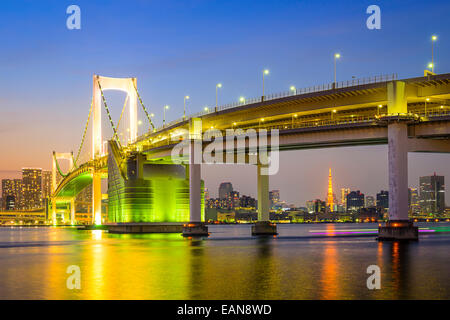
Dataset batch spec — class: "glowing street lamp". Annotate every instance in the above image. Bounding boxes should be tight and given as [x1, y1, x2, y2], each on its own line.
[334, 53, 341, 85]
[163, 105, 169, 126]
[183, 96, 190, 119]
[239, 96, 245, 104]
[431, 35, 437, 73]
[332, 109, 337, 120]
[377, 104, 383, 115]
[216, 83, 222, 112]
[204, 106, 209, 112]
[425, 98, 430, 116]
[262, 69, 269, 99]
[290, 86, 296, 95]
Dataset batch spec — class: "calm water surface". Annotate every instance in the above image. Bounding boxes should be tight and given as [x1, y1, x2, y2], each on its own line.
[0, 223, 449, 300]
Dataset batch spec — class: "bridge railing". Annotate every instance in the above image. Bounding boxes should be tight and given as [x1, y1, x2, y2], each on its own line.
[145, 73, 398, 136]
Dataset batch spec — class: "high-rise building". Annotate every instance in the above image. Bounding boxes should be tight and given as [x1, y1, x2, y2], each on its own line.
[327, 168, 334, 212]
[419, 174, 445, 214]
[2, 179, 23, 210]
[230, 191, 240, 208]
[408, 188, 420, 214]
[365, 196, 375, 207]
[376, 190, 389, 210]
[42, 170, 52, 200]
[314, 199, 326, 213]
[269, 190, 280, 208]
[306, 200, 315, 213]
[218, 182, 233, 200]
[347, 190, 365, 212]
[22, 168, 42, 210]
[341, 188, 350, 207]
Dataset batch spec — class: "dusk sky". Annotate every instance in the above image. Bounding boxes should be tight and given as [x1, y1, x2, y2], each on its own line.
[1, 0, 449, 206]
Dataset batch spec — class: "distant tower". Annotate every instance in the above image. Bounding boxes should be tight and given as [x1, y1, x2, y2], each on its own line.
[327, 168, 334, 212]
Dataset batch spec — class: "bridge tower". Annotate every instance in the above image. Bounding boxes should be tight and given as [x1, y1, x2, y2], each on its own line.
[51, 152, 74, 224]
[91, 75, 138, 225]
[378, 81, 418, 240]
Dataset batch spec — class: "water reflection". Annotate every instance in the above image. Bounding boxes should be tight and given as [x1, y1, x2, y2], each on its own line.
[0, 224, 448, 299]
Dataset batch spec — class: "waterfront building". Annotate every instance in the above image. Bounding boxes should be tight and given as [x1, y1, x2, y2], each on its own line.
[376, 190, 389, 210]
[347, 190, 364, 213]
[419, 174, 445, 215]
[22, 168, 42, 210]
[218, 182, 233, 199]
[1, 179, 23, 210]
[365, 195, 375, 208]
[408, 188, 420, 214]
[340, 188, 350, 207]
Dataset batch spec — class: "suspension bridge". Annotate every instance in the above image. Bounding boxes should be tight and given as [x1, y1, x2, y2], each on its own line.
[51, 73, 450, 239]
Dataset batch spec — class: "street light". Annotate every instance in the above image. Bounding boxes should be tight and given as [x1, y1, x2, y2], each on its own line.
[290, 86, 296, 95]
[239, 96, 245, 104]
[425, 98, 430, 116]
[204, 106, 209, 112]
[216, 83, 222, 112]
[334, 53, 341, 85]
[184, 95, 189, 119]
[262, 69, 269, 100]
[163, 105, 169, 126]
[377, 104, 383, 116]
[291, 114, 297, 127]
[332, 109, 337, 120]
[431, 35, 437, 73]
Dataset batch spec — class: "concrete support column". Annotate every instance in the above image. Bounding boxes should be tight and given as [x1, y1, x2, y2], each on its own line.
[257, 164, 270, 222]
[52, 198, 57, 225]
[252, 163, 277, 236]
[378, 80, 418, 240]
[70, 198, 76, 225]
[92, 171, 102, 225]
[183, 134, 208, 236]
[189, 140, 202, 223]
[388, 122, 409, 221]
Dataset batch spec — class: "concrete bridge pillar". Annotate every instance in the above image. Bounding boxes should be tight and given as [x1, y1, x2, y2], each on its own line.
[378, 81, 418, 240]
[70, 198, 76, 225]
[252, 164, 277, 236]
[51, 198, 57, 225]
[92, 171, 102, 225]
[183, 119, 208, 237]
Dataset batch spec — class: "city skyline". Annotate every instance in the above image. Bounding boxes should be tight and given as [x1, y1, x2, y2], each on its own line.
[1, 152, 449, 208]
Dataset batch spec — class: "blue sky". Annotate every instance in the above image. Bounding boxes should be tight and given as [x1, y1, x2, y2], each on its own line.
[0, 0, 449, 205]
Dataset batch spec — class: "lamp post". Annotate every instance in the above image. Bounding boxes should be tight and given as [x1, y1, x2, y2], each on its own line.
[291, 114, 297, 128]
[425, 98, 430, 116]
[290, 85, 296, 95]
[215, 83, 222, 112]
[262, 69, 269, 100]
[377, 104, 383, 116]
[183, 96, 189, 119]
[163, 105, 169, 127]
[239, 96, 245, 105]
[334, 53, 341, 85]
[332, 109, 337, 121]
[431, 35, 437, 73]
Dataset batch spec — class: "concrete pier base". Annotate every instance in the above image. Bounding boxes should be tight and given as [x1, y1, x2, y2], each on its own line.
[182, 222, 209, 237]
[106, 223, 183, 234]
[378, 220, 418, 241]
[252, 221, 278, 236]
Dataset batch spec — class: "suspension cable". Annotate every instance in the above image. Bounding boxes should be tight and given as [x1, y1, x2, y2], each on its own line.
[132, 80, 155, 131]
[97, 81, 122, 148]
[73, 98, 94, 167]
[116, 94, 129, 133]
[53, 153, 68, 177]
